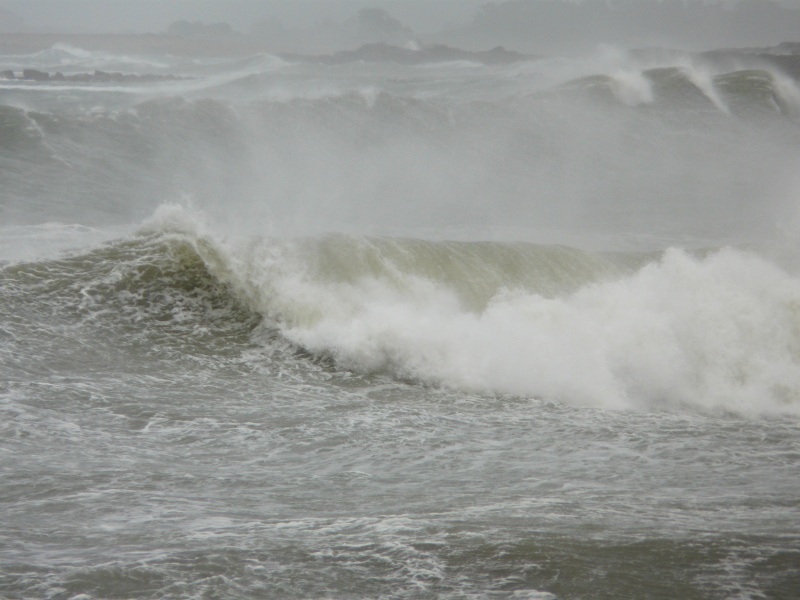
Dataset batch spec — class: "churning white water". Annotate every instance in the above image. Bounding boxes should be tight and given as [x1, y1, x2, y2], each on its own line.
[2, 41, 800, 599]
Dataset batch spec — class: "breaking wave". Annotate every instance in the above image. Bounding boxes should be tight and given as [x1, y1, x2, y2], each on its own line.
[6, 205, 800, 417]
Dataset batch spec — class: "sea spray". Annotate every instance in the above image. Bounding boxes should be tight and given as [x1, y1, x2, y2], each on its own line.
[280, 247, 800, 414]
[4, 42, 800, 600]
[137, 206, 800, 416]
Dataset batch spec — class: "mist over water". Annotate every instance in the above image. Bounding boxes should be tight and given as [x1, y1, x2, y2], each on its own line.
[2, 22, 800, 600]
[4, 46, 800, 248]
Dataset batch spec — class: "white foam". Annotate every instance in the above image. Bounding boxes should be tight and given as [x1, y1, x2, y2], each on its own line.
[137, 200, 209, 237]
[773, 73, 800, 117]
[209, 232, 800, 416]
[136, 205, 800, 417]
[610, 69, 654, 106]
[32, 43, 171, 72]
[684, 65, 730, 113]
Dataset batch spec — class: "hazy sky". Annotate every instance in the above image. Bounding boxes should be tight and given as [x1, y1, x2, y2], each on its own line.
[5, 0, 800, 35]
[1, 0, 484, 34]
[4, 0, 800, 53]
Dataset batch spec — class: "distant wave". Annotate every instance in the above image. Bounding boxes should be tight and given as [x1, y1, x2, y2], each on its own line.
[29, 43, 172, 72]
[3, 60, 798, 243]
[546, 66, 800, 116]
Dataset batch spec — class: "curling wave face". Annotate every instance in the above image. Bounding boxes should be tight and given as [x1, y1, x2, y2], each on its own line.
[5, 204, 800, 416]
[143, 208, 800, 416]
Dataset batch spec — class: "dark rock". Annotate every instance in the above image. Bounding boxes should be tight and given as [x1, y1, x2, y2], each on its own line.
[68, 73, 93, 82]
[22, 68, 49, 81]
[92, 70, 125, 82]
[477, 45, 530, 65]
[5, 68, 190, 84]
[312, 42, 535, 67]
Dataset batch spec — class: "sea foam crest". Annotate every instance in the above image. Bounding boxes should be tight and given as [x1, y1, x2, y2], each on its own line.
[275, 248, 800, 416]
[173, 208, 800, 417]
[610, 70, 654, 106]
[138, 201, 209, 237]
[33, 43, 170, 71]
[684, 65, 729, 113]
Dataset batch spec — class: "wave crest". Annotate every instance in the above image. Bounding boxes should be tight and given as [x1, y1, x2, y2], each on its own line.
[130, 209, 800, 417]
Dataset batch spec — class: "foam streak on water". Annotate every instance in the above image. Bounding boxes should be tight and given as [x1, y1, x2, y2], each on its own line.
[2, 43, 800, 599]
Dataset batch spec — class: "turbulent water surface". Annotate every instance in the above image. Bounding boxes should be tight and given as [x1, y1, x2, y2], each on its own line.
[2, 42, 800, 599]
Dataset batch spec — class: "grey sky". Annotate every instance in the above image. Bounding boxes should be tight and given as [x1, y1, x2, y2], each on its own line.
[0, 0, 483, 34]
[3, 0, 800, 53]
[4, 0, 800, 34]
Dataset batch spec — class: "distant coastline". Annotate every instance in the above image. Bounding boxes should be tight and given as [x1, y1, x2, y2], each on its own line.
[3, 32, 800, 82]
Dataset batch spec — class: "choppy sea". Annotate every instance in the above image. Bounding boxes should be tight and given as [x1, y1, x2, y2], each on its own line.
[2, 42, 800, 599]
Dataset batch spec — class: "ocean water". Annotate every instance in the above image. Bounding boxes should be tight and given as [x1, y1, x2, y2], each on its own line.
[2, 43, 800, 599]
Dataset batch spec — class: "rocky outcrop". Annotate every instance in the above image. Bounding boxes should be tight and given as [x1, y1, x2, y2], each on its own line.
[298, 43, 535, 66]
[22, 68, 50, 81]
